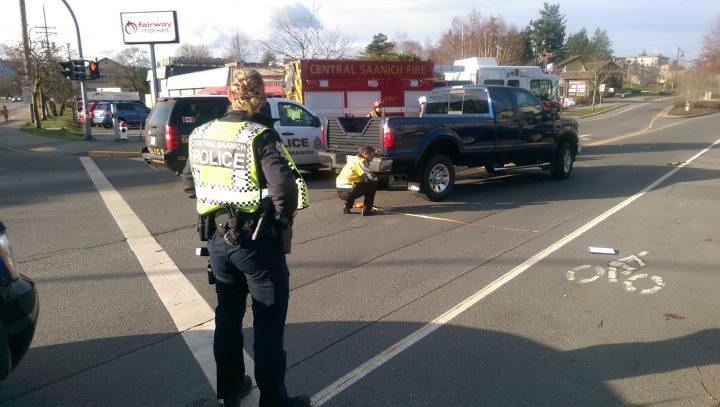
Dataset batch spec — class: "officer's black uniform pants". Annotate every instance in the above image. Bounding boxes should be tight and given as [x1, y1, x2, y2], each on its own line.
[208, 229, 290, 407]
[338, 179, 377, 211]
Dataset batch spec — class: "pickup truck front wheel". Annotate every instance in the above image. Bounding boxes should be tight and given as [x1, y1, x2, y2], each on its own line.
[420, 154, 455, 201]
[551, 142, 574, 179]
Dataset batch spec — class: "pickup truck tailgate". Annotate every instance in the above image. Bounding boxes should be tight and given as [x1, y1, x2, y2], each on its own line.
[326, 117, 383, 153]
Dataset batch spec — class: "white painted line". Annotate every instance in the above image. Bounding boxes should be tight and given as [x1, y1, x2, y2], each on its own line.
[623, 273, 664, 294]
[567, 265, 605, 284]
[608, 267, 618, 283]
[80, 157, 260, 405]
[311, 137, 720, 406]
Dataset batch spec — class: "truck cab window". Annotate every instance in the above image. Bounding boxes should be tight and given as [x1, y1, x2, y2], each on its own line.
[484, 79, 504, 85]
[425, 89, 450, 115]
[491, 87, 515, 121]
[507, 80, 520, 87]
[515, 90, 544, 118]
[449, 92, 463, 114]
[462, 89, 489, 114]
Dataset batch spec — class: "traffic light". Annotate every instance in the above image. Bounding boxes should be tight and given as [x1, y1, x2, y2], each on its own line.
[59, 61, 73, 79]
[71, 59, 85, 80]
[88, 60, 99, 80]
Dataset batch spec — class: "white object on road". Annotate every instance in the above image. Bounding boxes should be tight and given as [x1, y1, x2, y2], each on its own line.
[589, 246, 618, 255]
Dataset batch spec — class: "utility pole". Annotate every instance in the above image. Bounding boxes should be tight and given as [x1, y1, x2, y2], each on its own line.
[37, 5, 57, 50]
[18, 0, 32, 119]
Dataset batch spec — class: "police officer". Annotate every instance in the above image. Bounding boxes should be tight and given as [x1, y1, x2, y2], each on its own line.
[186, 69, 310, 407]
[366, 100, 384, 117]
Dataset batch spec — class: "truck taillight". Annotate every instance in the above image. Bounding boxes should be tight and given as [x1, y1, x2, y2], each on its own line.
[320, 122, 325, 145]
[166, 125, 180, 150]
[383, 124, 395, 149]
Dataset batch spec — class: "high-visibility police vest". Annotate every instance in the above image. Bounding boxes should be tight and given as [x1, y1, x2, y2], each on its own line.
[189, 120, 309, 215]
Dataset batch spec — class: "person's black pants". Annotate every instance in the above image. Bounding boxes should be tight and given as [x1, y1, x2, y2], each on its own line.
[208, 229, 290, 407]
[337, 180, 377, 210]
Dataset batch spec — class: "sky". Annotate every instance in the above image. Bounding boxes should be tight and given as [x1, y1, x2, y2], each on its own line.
[1, 0, 718, 65]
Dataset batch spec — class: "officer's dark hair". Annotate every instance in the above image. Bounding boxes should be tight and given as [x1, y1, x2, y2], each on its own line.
[358, 146, 375, 156]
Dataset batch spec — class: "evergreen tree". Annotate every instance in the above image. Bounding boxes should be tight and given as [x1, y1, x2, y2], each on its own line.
[521, 26, 535, 61]
[526, 3, 566, 57]
[565, 28, 591, 58]
[260, 50, 276, 65]
[363, 33, 395, 59]
[590, 28, 613, 60]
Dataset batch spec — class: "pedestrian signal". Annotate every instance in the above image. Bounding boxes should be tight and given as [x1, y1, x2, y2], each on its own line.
[89, 60, 100, 80]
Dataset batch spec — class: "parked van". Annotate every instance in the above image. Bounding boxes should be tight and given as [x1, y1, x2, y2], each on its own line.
[141, 95, 325, 174]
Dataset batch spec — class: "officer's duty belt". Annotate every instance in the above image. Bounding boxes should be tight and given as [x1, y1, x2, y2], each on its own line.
[213, 209, 259, 233]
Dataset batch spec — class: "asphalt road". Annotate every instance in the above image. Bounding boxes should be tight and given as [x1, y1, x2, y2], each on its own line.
[1, 97, 719, 406]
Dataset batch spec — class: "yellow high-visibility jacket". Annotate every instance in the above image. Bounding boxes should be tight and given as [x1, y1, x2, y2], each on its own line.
[189, 120, 309, 215]
[336, 155, 377, 189]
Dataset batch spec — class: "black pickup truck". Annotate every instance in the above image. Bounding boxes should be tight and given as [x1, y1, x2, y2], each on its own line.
[319, 85, 580, 201]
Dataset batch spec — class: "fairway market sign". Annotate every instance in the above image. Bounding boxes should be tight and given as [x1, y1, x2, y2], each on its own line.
[120, 11, 179, 44]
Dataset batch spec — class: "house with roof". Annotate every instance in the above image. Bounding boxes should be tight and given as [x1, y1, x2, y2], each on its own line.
[552, 56, 624, 102]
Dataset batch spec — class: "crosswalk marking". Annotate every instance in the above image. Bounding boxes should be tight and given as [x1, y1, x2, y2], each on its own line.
[80, 157, 260, 405]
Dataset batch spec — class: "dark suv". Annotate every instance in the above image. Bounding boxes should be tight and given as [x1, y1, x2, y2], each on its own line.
[93, 101, 150, 128]
[141, 96, 229, 174]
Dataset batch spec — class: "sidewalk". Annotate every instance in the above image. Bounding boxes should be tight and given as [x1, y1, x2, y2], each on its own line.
[0, 118, 143, 157]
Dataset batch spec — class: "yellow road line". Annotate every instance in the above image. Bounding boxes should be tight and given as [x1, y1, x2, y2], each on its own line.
[88, 151, 142, 157]
[378, 208, 539, 233]
[583, 106, 680, 148]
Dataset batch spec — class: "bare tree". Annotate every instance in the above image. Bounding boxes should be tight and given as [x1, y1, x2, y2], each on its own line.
[679, 69, 717, 104]
[8, 40, 73, 127]
[428, 10, 524, 65]
[585, 57, 622, 110]
[175, 43, 213, 59]
[697, 15, 720, 73]
[393, 32, 423, 59]
[114, 47, 150, 97]
[224, 32, 253, 63]
[260, 4, 352, 60]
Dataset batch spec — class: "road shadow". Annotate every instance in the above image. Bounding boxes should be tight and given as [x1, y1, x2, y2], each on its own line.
[371, 163, 720, 218]
[2, 322, 718, 406]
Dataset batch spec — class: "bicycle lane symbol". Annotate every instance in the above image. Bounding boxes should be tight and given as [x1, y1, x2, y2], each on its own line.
[565, 251, 665, 295]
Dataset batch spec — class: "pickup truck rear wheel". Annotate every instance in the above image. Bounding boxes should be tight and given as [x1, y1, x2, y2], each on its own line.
[420, 154, 455, 201]
[551, 142, 574, 179]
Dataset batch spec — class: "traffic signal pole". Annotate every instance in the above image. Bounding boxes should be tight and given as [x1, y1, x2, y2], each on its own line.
[61, 0, 93, 140]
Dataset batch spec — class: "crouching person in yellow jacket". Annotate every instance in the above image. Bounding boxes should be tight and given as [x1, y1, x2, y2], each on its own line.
[336, 146, 378, 216]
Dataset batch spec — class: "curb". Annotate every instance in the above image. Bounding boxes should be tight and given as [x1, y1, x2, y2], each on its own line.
[663, 109, 720, 119]
[88, 151, 142, 158]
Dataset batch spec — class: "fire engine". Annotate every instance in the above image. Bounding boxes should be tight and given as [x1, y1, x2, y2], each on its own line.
[284, 59, 436, 117]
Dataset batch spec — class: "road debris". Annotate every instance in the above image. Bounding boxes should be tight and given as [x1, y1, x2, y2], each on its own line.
[589, 246, 618, 255]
